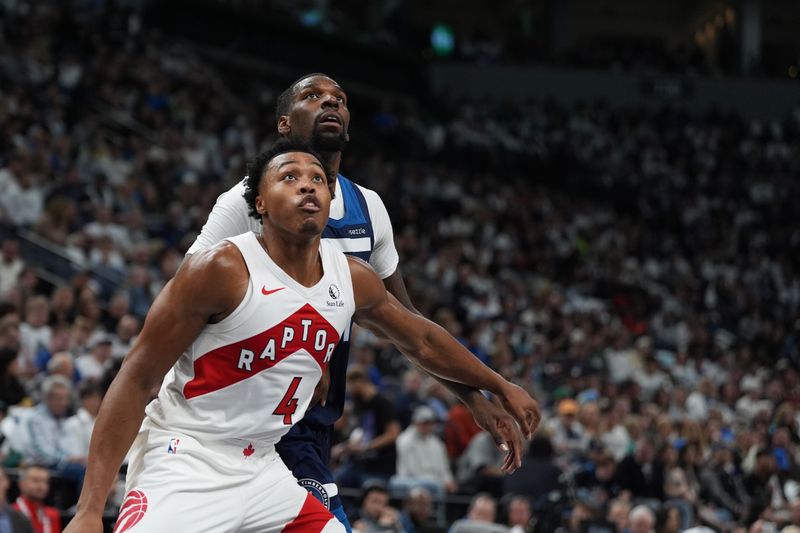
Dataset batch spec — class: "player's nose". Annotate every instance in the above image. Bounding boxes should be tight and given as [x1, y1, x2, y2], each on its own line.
[320, 94, 339, 108]
[299, 179, 316, 194]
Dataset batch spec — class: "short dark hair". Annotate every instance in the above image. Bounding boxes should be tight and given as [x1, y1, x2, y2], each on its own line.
[275, 72, 332, 122]
[0, 301, 18, 320]
[360, 480, 389, 505]
[242, 138, 332, 223]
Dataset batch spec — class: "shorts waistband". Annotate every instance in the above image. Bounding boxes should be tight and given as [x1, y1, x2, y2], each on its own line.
[197, 437, 278, 461]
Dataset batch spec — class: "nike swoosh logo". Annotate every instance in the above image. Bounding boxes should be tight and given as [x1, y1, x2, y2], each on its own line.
[261, 286, 285, 296]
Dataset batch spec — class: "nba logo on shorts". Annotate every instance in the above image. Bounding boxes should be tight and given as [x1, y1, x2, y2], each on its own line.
[167, 438, 180, 454]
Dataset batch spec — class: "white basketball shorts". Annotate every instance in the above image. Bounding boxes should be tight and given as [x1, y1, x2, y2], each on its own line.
[113, 418, 345, 533]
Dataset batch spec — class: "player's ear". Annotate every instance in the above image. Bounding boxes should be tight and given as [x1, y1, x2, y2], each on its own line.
[345, 132, 350, 142]
[277, 116, 290, 136]
[255, 194, 267, 216]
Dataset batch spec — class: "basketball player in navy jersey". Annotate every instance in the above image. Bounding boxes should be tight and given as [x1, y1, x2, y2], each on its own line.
[64, 140, 540, 533]
[187, 74, 540, 529]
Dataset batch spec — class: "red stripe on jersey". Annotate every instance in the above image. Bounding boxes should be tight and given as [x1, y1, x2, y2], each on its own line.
[183, 304, 340, 399]
[280, 493, 336, 533]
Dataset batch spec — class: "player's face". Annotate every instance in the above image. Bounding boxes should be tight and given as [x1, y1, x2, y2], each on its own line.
[255, 151, 331, 238]
[279, 76, 350, 152]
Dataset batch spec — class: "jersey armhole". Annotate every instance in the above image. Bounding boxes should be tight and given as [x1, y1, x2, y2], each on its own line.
[203, 241, 255, 333]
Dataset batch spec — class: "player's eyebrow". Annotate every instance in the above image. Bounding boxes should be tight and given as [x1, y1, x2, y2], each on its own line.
[277, 160, 325, 171]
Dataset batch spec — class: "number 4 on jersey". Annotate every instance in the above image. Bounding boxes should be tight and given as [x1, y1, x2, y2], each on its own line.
[274, 377, 302, 424]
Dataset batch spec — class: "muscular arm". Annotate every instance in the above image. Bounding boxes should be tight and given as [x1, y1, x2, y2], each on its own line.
[72, 244, 248, 519]
[383, 269, 528, 437]
[352, 258, 539, 439]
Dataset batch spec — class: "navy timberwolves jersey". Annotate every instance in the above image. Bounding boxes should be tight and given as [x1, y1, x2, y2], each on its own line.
[299, 174, 374, 428]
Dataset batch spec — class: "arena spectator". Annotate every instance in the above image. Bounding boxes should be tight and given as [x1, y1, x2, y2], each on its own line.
[352, 482, 404, 533]
[11, 465, 61, 533]
[0, 465, 34, 532]
[24, 376, 86, 488]
[336, 365, 400, 489]
[63, 380, 102, 459]
[450, 493, 509, 533]
[392, 405, 457, 496]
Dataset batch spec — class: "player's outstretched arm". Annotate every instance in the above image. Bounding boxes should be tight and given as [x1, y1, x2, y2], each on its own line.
[350, 257, 541, 440]
[383, 268, 526, 471]
[65, 244, 247, 533]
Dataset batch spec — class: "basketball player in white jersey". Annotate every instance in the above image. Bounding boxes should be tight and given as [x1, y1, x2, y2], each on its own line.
[189, 73, 537, 529]
[64, 140, 539, 533]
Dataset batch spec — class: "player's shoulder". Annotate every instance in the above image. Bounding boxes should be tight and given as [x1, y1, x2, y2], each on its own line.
[182, 239, 246, 280]
[346, 255, 380, 287]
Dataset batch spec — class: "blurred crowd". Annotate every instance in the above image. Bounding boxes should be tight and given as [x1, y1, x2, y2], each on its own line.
[1, 2, 799, 533]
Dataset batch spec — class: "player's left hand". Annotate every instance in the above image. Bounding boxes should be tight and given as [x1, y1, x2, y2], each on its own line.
[467, 394, 525, 473]
[496, 382, 541, 440]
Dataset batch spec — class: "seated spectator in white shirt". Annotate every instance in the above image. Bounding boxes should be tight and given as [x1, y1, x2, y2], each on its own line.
[736, 376, 772, 422]
[18, 296, 52, 378]
[24, 376, 86, 485]
[64, 380, 103, 458]
[0, 239, 24, 300]
[391, 406, 457, 496]
[75, 335, 113, 381]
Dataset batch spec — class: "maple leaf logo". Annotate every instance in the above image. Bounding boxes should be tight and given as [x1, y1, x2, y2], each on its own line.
[243, 443, 255, 458]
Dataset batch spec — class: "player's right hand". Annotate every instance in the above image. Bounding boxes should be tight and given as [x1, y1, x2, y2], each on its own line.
[63, 512, 104, 533]
[497, 382, 541, 440]
[468, 395, 525, 473]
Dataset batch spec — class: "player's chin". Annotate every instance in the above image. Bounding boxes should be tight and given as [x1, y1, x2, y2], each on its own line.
[299, 219, 324, 235]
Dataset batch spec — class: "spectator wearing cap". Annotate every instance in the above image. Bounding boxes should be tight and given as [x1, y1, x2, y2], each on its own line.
[74, 335, 113, 381]
[391, 405, 457, 496]
[545, 398, 589, 467]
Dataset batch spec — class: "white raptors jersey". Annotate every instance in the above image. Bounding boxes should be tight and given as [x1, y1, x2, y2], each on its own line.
[145, 232, 355, 445]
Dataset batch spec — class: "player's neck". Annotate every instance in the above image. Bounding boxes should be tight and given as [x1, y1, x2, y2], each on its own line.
[258, 231, 323, 288]
[320, 151, 342, 176]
